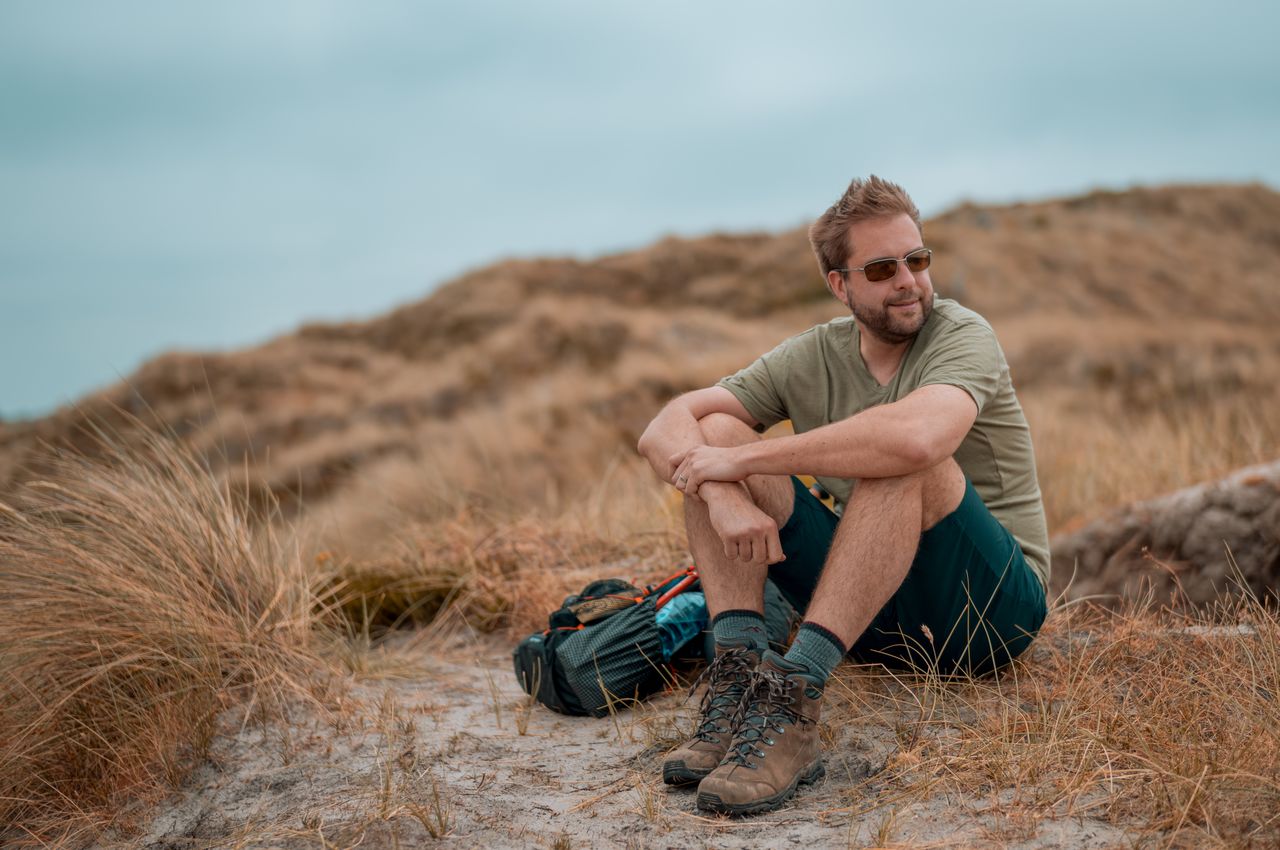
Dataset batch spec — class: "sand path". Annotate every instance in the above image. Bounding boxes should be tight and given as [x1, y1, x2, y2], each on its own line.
[118, 638, 1131, 849]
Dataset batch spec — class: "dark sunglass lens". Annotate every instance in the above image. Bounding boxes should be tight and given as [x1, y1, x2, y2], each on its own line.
[863, 259, 897, 282]
[905, 249, 931, 273]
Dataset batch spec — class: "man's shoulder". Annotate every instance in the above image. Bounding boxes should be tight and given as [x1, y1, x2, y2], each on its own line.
[925, 299, 999, 344]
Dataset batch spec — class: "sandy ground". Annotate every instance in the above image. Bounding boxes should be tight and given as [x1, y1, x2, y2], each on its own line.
[102, 635, 1135, 850]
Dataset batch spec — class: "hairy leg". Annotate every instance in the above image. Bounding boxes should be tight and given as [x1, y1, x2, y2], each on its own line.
[683, 413, 794, 617]
[803, 458, 967, 647]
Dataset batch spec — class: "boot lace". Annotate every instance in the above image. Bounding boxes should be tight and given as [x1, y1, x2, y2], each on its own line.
[723, 670, 807, 768]
[688, 646, 756, 742]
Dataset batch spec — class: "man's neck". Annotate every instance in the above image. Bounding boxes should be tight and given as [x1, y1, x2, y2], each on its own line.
[857, 326, 911, 386]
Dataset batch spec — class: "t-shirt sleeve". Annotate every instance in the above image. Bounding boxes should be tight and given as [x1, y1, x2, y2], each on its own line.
[716, 349, 789, 431]
[915, 318, 1006, 414]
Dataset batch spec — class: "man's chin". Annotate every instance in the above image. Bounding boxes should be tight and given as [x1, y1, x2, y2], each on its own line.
[880, 313, 927, 342]
[890, 316, 926, 338]
[864, 323, 920, 345]
[891, 303, 932, 338]
[853, 302, 931, 344]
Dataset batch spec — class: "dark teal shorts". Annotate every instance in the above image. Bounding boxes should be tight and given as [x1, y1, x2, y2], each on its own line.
[769, 476, 1047, 676]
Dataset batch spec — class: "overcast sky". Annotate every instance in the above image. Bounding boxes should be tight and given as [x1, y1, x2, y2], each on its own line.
[2, 0, 1277, 417]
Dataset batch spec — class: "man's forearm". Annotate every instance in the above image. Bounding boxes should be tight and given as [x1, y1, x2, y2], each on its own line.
[670, 385, 978, 498]
[738, 405, 930, 480]
[728, 385, 976, 482]
[742, 422, 921, 481]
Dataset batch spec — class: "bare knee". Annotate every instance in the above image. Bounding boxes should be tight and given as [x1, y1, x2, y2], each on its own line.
[697, 412, 760, 448]
[854, 458, 966, 530]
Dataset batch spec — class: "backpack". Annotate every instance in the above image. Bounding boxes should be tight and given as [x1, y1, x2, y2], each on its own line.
[511, 566, 795, 717]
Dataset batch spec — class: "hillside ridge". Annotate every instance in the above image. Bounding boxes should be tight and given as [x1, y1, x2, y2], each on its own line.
[2, 182, 1277, 541]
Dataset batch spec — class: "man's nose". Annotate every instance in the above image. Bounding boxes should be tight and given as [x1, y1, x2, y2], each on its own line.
[890, 260, 914, 288]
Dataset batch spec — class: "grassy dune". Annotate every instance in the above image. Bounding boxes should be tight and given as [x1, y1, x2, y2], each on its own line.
[1, 184, 1278, 844]
[2, 420, 1276, 845]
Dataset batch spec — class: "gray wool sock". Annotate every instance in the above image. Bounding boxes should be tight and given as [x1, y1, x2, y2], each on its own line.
[782, 622, 847, 686]
[711, 609, 768, 655]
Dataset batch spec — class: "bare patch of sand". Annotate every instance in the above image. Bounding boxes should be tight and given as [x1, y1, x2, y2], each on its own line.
[104, 636, 1135, 850]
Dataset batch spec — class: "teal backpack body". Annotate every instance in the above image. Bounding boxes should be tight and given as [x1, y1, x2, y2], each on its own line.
[512, 568, 795, 717]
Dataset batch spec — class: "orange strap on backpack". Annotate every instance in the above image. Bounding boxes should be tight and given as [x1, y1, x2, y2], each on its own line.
[654, 564, 698, 610]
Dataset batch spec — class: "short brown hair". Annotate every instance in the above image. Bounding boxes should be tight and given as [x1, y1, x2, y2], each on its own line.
[808, 175, 923, 277]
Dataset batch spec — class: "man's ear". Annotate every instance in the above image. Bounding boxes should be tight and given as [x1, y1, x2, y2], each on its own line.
[826, 270, 849, 306]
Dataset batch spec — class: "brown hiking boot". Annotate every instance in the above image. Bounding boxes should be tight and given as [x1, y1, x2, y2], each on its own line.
[662, 641, 760, 785]
[695, 652, 824, 815]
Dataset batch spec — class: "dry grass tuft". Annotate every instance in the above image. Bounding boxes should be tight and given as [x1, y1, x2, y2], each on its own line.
[312, 449, 689, 640]
[827, 586, 1280, 847]
[1028, 384, 1280, 534]
[0, 425, 327, 840]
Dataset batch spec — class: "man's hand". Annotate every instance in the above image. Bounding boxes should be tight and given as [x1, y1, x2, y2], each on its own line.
[669, 445, 748, 498]
[705, 495, 785, 565]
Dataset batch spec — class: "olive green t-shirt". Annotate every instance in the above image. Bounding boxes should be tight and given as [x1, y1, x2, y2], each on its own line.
[716, 298, 1050, 590]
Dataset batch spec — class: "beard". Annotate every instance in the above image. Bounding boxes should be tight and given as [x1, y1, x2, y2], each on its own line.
[851, 291, 934, 344]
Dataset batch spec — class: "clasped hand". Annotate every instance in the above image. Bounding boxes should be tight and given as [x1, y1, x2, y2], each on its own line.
[667, 444, 746, 498]
[668, 445, 785, 565]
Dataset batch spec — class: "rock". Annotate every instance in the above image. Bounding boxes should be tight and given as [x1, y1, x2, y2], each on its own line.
[1051, 460, 1280, 605]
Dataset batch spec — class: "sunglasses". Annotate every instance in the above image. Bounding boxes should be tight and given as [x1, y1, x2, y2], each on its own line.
[835, 247, 932, 283]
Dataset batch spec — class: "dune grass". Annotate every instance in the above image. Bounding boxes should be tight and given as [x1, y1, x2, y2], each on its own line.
[1028, 391, 1280, 534]
[0, 427, 328, 842]
[822, 585, 1280, 847]
[313, 451, 689, 643]
[0, 370, 1275, 844]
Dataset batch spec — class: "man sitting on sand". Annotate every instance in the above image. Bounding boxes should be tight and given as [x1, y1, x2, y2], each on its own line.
[636, 175, 1050, 816]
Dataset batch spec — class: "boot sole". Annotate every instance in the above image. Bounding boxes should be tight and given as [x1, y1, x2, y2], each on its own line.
[696, 759, 825, 816]
[662, 760, 713, 786]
